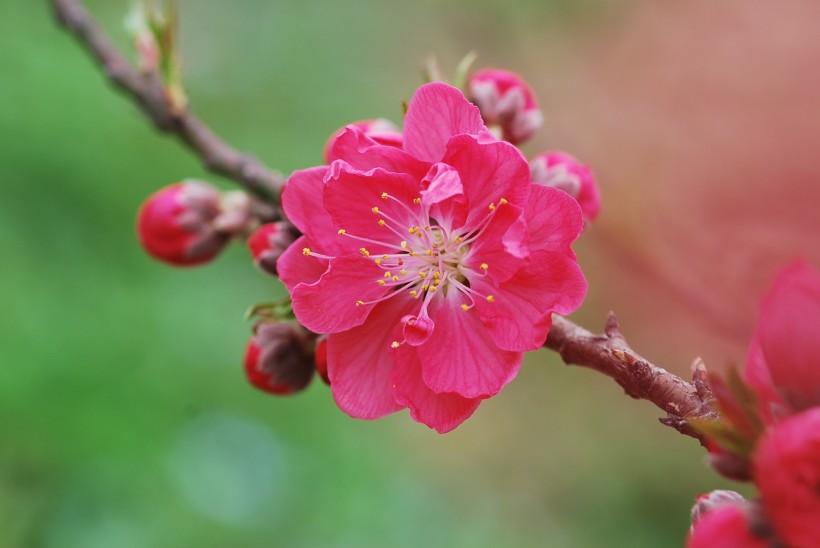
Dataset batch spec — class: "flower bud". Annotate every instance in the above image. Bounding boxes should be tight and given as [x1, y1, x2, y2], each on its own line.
[468, 68, 543, 144]
[137, 181, 229, 266]
[530, 151, 601, 222]
[691, 490, 749, 524]
[706, 440, 753, 482]
[324, 119, 403, 163]
[314, 336, 329, 385]
[687, 505, 769, 548]
[244, 322, 315, 395]
[247, 222, 298, 276]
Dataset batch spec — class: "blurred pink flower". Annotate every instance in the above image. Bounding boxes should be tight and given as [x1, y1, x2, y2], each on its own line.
[744, 260, 820, 420]
[278, 83, 587, 432]
[753, 407, 820, 548]
[468, 68, 543, 145]
[530, 151, 601, 222]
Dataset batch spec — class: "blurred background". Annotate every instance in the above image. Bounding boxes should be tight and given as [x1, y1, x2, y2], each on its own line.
[3, 0, 819, 546]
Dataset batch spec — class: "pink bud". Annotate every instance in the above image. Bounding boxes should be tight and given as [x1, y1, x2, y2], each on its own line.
[314, 336, 329, 386]
[468, 68, 543, 144]
[244, 322, 315, 395]
[691, 490, 749, 525]
[323, 119, 403, 163]
[136, 181, 228, 266]
[687, 505, 769, 548]
[247, 222, 298, 276]
[530, 151, 601, 222]
[754, 407, 820, 548]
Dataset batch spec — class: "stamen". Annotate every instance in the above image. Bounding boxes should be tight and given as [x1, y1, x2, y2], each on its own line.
[460, 304, 469, 311]
[413, 197, 421, 205]
[390, 341, 401, 349]
[377, 280, 386, 286]
[371, 206, 380, 214]
[380, 192, 388, 199]
[337, 229, 346, 235]
[499, 198, 508, 205]
[359, 247, 370, 257]
[302, 247, 311, 255]
[378, 219, 386, 226]
[486, 295, 495, 302]
[356, 300, 365, 306]
[384, 272, 392, 278]
[480, 263, 488, 271]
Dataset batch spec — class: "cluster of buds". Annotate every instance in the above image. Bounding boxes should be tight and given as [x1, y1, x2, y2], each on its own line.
[688, 261, 820, 547]
[466, 68, 601, 223]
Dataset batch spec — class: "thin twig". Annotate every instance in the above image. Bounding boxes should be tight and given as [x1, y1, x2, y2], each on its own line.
[546, 313, 718, 443]
[51, 0, 284, 206]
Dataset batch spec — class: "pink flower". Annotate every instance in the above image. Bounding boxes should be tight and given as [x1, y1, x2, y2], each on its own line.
[247, 221, 298, 276]
[530, 151, 601, 222]
[687, 505, 769, 548]
[468, 68, 543, 145]
[744, 260, 820, 419]
[277, 83, 587, 432]
[136, 181, 229, 266]
[754, 407, 820, 548]
[324, 118, 403, 163]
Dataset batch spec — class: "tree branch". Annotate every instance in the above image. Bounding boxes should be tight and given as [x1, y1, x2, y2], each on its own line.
[51, 0, 284, 206]
[545, 313, 719, 443]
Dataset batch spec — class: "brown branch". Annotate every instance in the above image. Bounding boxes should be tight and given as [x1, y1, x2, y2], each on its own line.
[546, 313, 719, 443]
[51, 0, 284, 206]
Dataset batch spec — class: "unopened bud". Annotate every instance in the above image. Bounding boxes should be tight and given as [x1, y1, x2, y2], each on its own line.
[244, 322, 315, 395]
[314, 336, 329, 385]
[247, 222, 298, 276]
[530, 151, 601, 222]
[691, 490, 749, 525]
[468, 68, 542, 144]
[136, 181, 229, 266]
[706, 440, 752, 482]
[324, 119, 403, 163]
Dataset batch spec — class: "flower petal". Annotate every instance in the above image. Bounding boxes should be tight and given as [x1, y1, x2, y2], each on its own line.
[327, 295, 412, 419]
[391, 345, 482, 433]
[326, 126, 429, 179]
[282, 166, 351, 255]
[464, 202, 528, 285]
[290, 254, 387, 334]
[473, 251, 589, 351]
[525, 183, 584, 255]
[420, 163, 468, 233]
[442, 135, 531, 228]
[417, 292, 522, 398]
[324, 162, 421, 251]
[403, 83, 486, 163]
[277, 235, 327, 291]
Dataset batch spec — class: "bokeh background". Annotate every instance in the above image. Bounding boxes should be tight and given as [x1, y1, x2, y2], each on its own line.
[3, 0, 819, 546]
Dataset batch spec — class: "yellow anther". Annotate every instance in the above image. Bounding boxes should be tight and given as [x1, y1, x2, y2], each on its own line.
[480, 263, 488, 271]
[433, 278, 441, 286]
[426, 250, 433, 256]
[416, 233, 423, 238]
[390, 341, 400, 349]
[489, 203, 496, 211]
[419, 272, 428, 279]
[375, 259, 382, 265]
[422, 284, 430, 291]
[409, 251, 418, 257]
[499, 198, 508, 205]
[378, 219, 386, 226]
[384, 272, 392, 278]
[359, 247, 370, 256]
[383, 255, 389, 260]
[455, 237, 463, 243]
[302, 248, 311, 255]
[371, 206, 380, 214]
[486, 295, 495, 303]
[377, 280, 386, 286]
[429, 285, 437, 292]
[408, 226, 418, 234]
[337, 229, 346, 235]
[381, 192, 388, 199]
[392, 276, 399, 282]
[356, 300, 365, 306]
[409, 290, 418, 297]
[413, 197, 421, 205]
[433, 271, 441, 279]
[400, 269, 407, 276]
[400, 241, 408, 249]
[460, 304, 469, 311]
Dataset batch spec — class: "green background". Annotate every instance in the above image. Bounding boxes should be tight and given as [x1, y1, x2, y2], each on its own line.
[0, 1, 764, 546]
